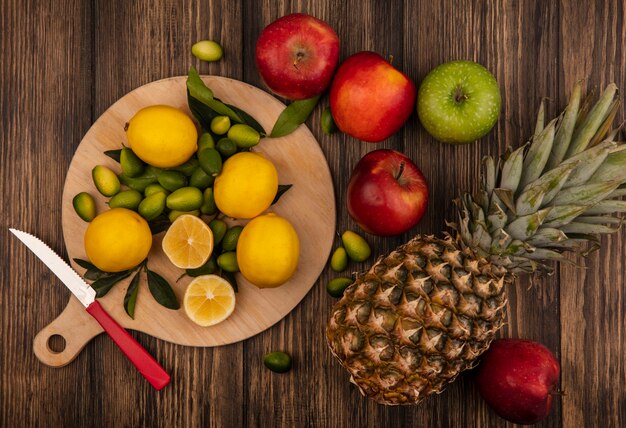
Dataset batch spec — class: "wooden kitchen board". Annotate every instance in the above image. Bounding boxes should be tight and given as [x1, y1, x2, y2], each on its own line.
[33, 76, 336, 367]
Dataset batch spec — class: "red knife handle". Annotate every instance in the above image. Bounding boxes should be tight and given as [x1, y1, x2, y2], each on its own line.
[86, 300, 170, 390]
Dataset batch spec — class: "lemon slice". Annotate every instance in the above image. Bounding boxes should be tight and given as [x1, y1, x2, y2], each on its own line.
[184, 275, 236, 326]
[162, 215, 213, 269]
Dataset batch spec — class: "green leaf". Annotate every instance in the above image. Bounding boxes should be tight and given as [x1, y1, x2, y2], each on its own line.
[104, 149, 121, 163]
[465, 195, 485, 223]
[557, 233, 600, 248]
[583, 200, 626, 215]
[526, 227, 568, 247]
[83, 269, 110, 281]
[482, 156, 497, 195]
[186, 67, 243, 123]
[517, 162, 577, 215]
[321, 106, 337, 135]
[587, 99, 620, 148]
[472, 223, 493, 253]
[563, 141, 613, 188]
[272, 184, 293, 205]
[552, 181, 620, 206]
[124, 270, 142, 319]
[270, 96, 320, 138]
[73, 258, 99, 271]
[499, 145, 525, 194]
[91, 270, 132, 298]
[475, 190, 490, 215]
[186, 67, 264, 134]
[505, 208, 552, 240]
[566, 84, 618, 157]
[502, 239, 528, 256]
[493, 188, 516, 213]
[148, 214, 171, 235]
[73, 258, 111, 280]
[547, 81, 581, 169]
[188, 91, 266, 136]
[560, 222, 618, 235]
[224, 102, 266, 135]
[221, 270, 238, 293]
[186, 66, 214, 100]
[543, 205, 587, 228]
[186, 256, 218, 277]
[147, 269, 179, 309]
[534, 99, 546, 137]
[577, 215, 622, 225]
[188, 91, 218, 131]
[536, 162, 579, 207]
[589, 147, 626, 184]
[487, 198, 508, 232]
[489, 228, 512, 254]
[520, 119, 556, 189]
[523, 248, 571, 263]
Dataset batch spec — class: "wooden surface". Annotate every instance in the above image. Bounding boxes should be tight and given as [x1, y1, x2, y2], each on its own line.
[34, 75, 335, 368]
[1, 1, 624, 427]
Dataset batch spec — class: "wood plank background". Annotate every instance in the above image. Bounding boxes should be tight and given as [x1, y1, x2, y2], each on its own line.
[1, 1, 624, 426]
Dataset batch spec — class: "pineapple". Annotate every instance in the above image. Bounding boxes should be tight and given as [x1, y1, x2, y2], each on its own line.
[326, 82, 625, 405]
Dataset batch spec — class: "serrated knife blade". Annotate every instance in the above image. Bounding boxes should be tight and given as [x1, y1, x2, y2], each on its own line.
[9, 227, 170, 390]
[9, 228, 96, 306]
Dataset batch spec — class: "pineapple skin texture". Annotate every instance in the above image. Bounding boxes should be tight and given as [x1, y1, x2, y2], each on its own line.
[326, 234, 509, 405]
[327, 83, 625, 405]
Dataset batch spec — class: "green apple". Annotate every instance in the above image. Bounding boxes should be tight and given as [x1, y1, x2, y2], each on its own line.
[417, 60, 501, 144]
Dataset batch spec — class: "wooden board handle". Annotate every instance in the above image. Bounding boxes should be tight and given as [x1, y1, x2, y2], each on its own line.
[33, 297, 103, 367]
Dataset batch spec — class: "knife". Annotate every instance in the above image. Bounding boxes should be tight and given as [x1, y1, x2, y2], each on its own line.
[9, 228, 170, 390]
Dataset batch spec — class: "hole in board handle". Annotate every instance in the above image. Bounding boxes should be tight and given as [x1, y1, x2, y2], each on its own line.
[47, 334, 67, 353]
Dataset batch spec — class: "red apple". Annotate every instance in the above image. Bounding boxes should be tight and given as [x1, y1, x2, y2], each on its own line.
[475, 339, 561, 425]
[347, 149, 428, 236]
[255, 13, 340, 100]
[330, 51, 416, 142]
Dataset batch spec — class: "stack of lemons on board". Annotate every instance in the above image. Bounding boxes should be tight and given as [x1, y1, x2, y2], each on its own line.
[76, 103, 300, 327]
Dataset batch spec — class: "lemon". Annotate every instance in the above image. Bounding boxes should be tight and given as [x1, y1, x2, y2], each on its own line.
[184, 275, 236, 326]
[213, 152, 278, 219]
[84, 208, 152, 272]
[126, 105, 198, 168]
[162, 215, 214, 269]
[236, 213, 299, 288]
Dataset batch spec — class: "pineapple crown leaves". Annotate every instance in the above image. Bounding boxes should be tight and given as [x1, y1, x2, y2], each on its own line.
[455, 82, 625, 274]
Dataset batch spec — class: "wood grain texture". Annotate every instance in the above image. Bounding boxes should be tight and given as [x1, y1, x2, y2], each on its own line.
[1, 0, 625, 427]
[558, 2, 626, 427]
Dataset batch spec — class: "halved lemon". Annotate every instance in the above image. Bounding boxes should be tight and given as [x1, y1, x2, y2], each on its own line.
[162, 215, 213, 269]
[184, 275, 236, 326]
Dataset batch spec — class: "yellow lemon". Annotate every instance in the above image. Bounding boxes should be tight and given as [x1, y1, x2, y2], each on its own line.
[184, 275, 236, 326]
[84, 208, 152, 272]
[236, 213, 299, 288]
[162, 215, 214, 269]
[126, 105, 198, 168]
[213, 152, 278, 219]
